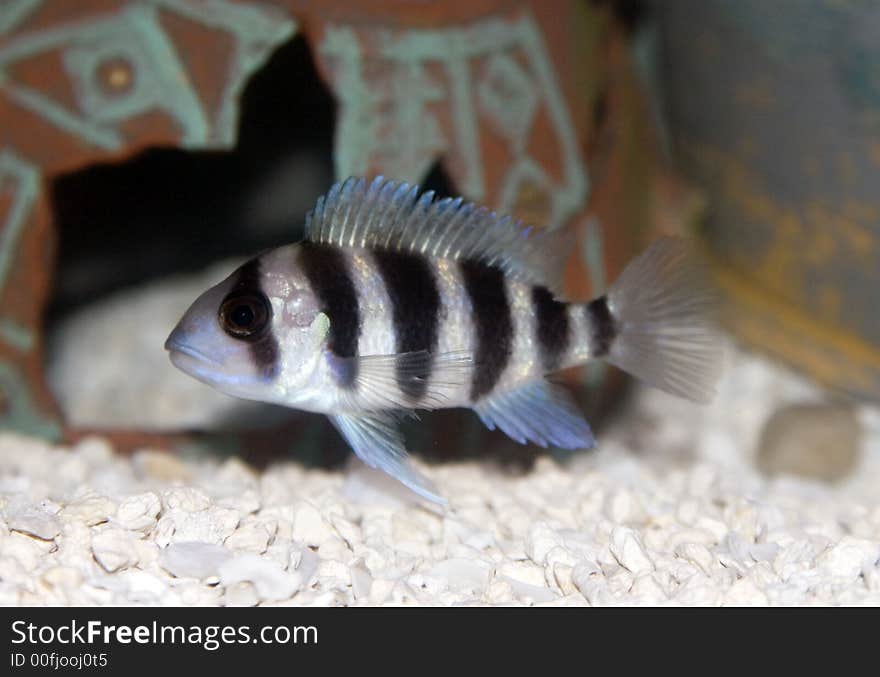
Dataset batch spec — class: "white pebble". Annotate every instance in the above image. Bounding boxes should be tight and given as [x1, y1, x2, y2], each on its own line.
[551, 563, 577, 596]
[291, 502, 334, 547]
[91, 529, 137, 573]
[427, 558, 491, 594]
[630, 573, 668, 603]
[610, 527, 654, 575]
[225, 520, 275, 553]
[74, 436, 114, 464]
[502, 576, 556, 604]
[160, 542, 233, 579]
[161, 487, 210, 512]
[525, 522, 564, 565]
[219, 553, 302, 601]
[484, 578, 515, 604]
[158, 507, 239, 545]
[291, 546, 320, 586]
[350, 559, 373, 601]
[224, 581, 260, 607]
[724, 577, 769, 606]
[61, 495, 117, 526]
[4, 532, 48, 570]
[816, 536, 880, 583]
[114, 492, 160, 532]
[496, 561, 547, 588]
[7, 510, 60, 541]
[604, 489, 644, 524]
[133, 451, 192, 482]
[675, 542, 715, 575]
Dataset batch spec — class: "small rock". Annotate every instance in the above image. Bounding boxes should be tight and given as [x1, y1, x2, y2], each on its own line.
[219, 554, 302, 601]
[217, 489, 261, 515]
[4, 532, 48, 570]
[317, 535, 352, 562]
[292, 546, 320, 586]
[91, 529, 137, 573]
[757, 403, 860, 482]
[114, 492, 161, 532]
[160, 542, 233, 579]
[42, 566, 83, 589]
[525, 522, 563, 565]
[7, 511, 60, 541]
[572, 561, 612, 606]
[314, 559, 352, 595]
[61, 495, 117, 526]
[158, 507, 239, 545]
[675, 542, 715, 576]
[816, 536, 880, 583]
[225, 520, 275, 553]
[427, 558, 491, 594]
[496, 561, 546, 588]
[606, 568, 635, 597]
[503, 577, 556, 604]
[609, 527, 654, 575]
[329, 513, 362, 549]
[695, 517, 729, 544]
[604, 489, 644, 524]
[630, 573, 667, 603]
[724, 577, 769, 606]
[161, 487, 210, 512]
[291, 502, 333, 547]
[133, 451, 192, 482]
[73, 436, 114, 464]
[551, 563, 577, 596]
[350, 559, 373, 601]
[224, 582, 260, 607]
[117, 570, 168, 601]
[483, 578, 515, 604]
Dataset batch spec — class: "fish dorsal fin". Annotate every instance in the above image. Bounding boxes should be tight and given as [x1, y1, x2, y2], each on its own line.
[304, 175, 570, 293]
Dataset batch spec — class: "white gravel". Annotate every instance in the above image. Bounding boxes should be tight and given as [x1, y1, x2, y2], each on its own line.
[2, 346, 879, 606]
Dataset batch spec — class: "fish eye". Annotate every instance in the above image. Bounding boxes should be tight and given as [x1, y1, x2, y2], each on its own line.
[219, 291, 271, 340]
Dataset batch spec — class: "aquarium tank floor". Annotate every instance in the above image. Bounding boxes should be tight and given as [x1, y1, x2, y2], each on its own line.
[1, 346, 879, 606]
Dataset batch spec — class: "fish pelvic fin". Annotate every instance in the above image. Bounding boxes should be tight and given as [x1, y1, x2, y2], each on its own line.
[473, 380, 594, 450]
[328, 412, 446, 504]
[304, 176, 572, 293]
[598, 236, 723, 403]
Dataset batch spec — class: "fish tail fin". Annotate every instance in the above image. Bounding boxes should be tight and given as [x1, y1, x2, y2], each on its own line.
[597, 236, 723, 403]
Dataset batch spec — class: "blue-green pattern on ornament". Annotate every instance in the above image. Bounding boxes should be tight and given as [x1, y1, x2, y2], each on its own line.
[0, 0, 296, 151]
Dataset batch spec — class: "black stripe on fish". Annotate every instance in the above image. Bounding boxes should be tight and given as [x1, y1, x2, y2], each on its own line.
[226, 258, 280, 380]
[585, 295, 617, 358]
[372, 249, 441, 401]
[460, 259, 513, 401]
[532, 285, 570, 372]
[299, 242, 360, 387]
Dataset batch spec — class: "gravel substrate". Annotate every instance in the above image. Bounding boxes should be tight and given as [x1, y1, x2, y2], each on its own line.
[2, 347, 879, 606]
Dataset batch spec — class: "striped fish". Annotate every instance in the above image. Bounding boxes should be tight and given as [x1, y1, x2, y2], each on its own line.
[166, 176, 722, 502]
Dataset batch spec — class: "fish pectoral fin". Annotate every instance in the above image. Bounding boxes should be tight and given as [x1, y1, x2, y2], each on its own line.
[328, 412, 446, 504]
[328, 350, 472, 410]
[473, 380, 595, 450]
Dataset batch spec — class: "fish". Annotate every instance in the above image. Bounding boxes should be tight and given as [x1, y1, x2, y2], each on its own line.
[165, 176, 722, 503]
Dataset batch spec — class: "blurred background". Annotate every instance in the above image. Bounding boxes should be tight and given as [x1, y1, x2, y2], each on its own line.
[0, 0, 877, 480]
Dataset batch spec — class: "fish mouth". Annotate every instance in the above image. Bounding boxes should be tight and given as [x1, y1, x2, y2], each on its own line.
[164, 325, 263, 391]
[165, 341, 228, 390]
[164, 328, 222, 369]
[165, 340, 221, 367]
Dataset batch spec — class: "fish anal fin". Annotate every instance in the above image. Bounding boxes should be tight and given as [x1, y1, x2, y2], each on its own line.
[473, 380, 594, 450]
